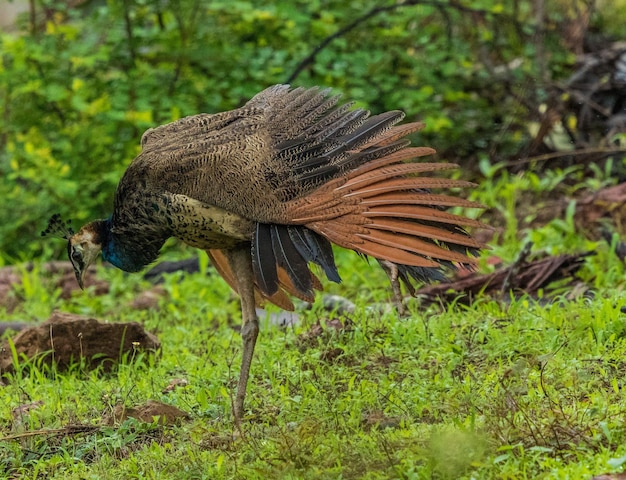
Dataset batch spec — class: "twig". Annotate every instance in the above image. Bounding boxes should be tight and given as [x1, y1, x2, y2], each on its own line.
[29, 0, 37, 36]
[500, 241, 533, 297]
[0, 424, 100, 442]
[505, 146, 626, 168]
[49, 323, 55, 366]
[122, 0, 137, 66]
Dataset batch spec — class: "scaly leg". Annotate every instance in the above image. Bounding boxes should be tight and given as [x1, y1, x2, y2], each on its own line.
[378, 259, 407, 317]
[226, 246, 259, 425]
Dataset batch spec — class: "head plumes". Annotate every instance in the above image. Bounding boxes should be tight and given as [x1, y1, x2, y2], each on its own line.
[41, 213, 74, 239]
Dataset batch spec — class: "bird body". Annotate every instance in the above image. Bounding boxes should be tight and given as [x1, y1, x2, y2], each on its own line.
[56, 85, 486, 423]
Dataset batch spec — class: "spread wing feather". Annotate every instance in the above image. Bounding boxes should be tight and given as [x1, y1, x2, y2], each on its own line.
[281, 114, 488, 283]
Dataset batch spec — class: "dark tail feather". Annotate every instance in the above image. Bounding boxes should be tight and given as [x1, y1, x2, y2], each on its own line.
[376, 259, 448, 285]
[252, 223, 279, 296]
[288, 226, 341, 283]
[270, 225, 313, 295]
[295, 140, 409, 184]
[340, 112, 404, 148]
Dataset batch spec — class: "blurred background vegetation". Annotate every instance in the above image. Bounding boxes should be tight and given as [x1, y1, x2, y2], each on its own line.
[1, 0, 625, 262]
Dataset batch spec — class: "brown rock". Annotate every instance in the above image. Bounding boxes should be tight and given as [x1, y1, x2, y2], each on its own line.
[0, 311, 160, 375]
[0, 267, 21, 286]
[162, 378, 189, 394]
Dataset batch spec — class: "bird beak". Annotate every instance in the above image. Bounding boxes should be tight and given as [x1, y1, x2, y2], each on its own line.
[76, 269, 85, 290]
[69, 242, 86, 290]
[72, 264, 86, 290]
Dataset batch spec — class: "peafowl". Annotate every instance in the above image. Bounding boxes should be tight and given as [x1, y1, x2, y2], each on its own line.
[43, 85, 485, 423]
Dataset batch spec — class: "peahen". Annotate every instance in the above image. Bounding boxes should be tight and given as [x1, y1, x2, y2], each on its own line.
[43, 85, 485, 422]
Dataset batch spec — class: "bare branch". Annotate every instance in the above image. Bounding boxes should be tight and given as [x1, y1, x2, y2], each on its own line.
[285, 0, 535, 84]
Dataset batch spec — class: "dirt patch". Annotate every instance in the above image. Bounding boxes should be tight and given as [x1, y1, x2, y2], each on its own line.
[0, 261, 108, 313]
[104, 400, 189, 426]
[129, 286, 166, 310]
[361, 410, 401, 430]
[0, 311, 160, 375]
[0, 266, 26, 313]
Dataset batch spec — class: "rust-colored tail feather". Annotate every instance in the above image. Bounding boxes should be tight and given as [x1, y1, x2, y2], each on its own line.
[359, 191, 484, 208]
[362, 205, 484, 228]
[344, 178, 477, 199]
[338, 162, 458, 191]
[363, 218, 482, 249]
[339, 147, 437, 180]
[360, 122, 426, 148]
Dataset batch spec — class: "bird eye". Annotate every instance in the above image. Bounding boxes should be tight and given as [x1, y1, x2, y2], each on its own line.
[68, 243, 83, 265]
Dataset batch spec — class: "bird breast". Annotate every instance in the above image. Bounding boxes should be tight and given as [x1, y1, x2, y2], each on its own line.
[163, 193, 254, 249]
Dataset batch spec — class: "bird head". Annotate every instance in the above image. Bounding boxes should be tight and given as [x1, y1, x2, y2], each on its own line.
[67, 224, 104, 289]
[42, 215, 104, 289]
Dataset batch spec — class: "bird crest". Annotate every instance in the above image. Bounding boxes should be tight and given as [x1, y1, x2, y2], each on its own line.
[41, 213, 74, 240]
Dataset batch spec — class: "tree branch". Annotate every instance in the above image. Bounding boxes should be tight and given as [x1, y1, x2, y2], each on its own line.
[285, 3, 400, 84]
[285, 0, 526, 84]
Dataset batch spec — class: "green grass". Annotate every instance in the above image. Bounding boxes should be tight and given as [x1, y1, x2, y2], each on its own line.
[3, 173, 626, 479]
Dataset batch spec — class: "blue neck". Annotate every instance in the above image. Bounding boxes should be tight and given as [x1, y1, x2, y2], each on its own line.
[100, 218, 157, 272]
[102, 238, 144, 272]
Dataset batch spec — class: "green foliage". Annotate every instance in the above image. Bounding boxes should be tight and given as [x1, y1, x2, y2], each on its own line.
[472, 144, 623, 265]
[2, 242, 626, 478]
[0, 0, 576, 259]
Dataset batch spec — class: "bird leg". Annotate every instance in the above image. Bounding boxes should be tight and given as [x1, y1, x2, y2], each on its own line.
[379, 260, 407, 317]
[226, 246, 259, 425]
